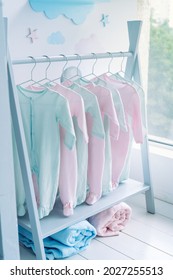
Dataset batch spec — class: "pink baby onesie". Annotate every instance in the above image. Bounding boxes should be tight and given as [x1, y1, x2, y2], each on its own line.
[100, 74, 144, 188]
[63, 80, 105, 205]
[52, 84, 88, 216]
[83, 82, 120, 200]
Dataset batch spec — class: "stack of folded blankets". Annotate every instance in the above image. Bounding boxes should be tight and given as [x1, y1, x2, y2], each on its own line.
[19, 202, 132, 259]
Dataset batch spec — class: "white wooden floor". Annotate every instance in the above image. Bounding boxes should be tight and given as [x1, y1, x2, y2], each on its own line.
[20, 194, 173, 260]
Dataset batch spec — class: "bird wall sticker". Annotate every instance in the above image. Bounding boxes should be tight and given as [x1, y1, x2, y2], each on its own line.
[29, 0, 111, 24]
[100, 14, 109, 27]
[26, 28, 38, 43]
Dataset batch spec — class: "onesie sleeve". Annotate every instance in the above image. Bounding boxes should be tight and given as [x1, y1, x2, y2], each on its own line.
[111, 88, 128, 132]
[74, 97, 89, 143]
[87, 95, 105, 139]
[132, 92, 145, 143]
[103, 87, 120, 140]
[56, 95, 76, 150]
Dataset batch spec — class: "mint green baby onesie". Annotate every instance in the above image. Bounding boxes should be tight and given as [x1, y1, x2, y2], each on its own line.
[14, 85, 76, 219]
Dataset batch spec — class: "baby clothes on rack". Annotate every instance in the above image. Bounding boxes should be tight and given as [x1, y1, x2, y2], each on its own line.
[13, 58, 145, 221]
[62, 80, 105, 205]
[76, 79, 120, 195]
[28, 83, 89, 216]
[100, 73, 145, 188]
[14, 85, 76, 219]
[51, 83, 88, 214]
[110, 74, 146, 182]
[92, 74, 128, 132]
[61, 65, 144, 197]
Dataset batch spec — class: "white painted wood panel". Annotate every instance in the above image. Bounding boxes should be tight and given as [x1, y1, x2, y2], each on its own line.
[97, 233, 173, 260]
[19, 245, 86, 260]
[124, 219, 173, 256]
[127, 194, 173, 219]
[80, 239, 131, 260]
[130, 207, 173, 236]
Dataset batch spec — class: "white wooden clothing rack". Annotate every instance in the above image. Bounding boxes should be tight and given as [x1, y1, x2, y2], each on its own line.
[0, 2, 155, 260]
[0, 9, 20, 259]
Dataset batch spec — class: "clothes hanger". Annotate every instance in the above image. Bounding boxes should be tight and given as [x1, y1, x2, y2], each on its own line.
[49, 54, 69, 85]
[104, 51, 115, 76]
[91, 52, 116, 85]
[101, 51, 126, 80]
[93, 51, 115, 81]
[17, 56, 42, 87]
[105, 51, 142, 91]
[31, 55, 52, 86]
[62, 53, 83, 82]
[79, 52, 100, 83]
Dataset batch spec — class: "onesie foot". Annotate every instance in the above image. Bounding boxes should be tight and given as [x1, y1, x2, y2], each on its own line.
[112, 181, 119, 189]
[63, 203, 74, 217]
[85, 193, 100, 205]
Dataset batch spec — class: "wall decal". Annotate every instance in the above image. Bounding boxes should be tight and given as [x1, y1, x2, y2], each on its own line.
[100, 14, 109, 27]
[47, 32, 65, 45]
[75, 34, 105, 53]
[29, 0, 111, 24]
[26, 28, 38, 43]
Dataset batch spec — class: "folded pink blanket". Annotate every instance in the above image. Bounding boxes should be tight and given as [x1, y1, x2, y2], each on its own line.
[88, 202, 132, 236]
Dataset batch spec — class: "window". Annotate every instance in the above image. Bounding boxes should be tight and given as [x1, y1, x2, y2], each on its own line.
[147, 0, 173, 145]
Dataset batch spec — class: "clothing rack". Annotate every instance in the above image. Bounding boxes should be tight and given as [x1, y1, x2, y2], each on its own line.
[1, 12, 155, 259]
[0, 8, 20, 259]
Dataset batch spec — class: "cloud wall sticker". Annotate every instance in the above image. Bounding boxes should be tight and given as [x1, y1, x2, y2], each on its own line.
[47, 32, 65, 44]
[75, 34, 105, 53]
[29, 0, 111, 24]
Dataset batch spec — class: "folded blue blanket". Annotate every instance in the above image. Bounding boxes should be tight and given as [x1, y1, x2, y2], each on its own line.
[19, 220, 96, 259]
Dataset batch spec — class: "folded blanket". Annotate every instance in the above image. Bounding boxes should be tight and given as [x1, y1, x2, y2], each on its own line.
[88, 202, 132, 237]
[19, 220, 96, 259]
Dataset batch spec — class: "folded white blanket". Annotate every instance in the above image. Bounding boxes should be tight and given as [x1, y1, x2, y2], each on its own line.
[88, 202, 132, 236]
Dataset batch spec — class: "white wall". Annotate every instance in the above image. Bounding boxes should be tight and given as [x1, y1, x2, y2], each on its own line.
[4, 0, 137, 57]
[130, 144, 173, 204]
[3, 0, 138, 83]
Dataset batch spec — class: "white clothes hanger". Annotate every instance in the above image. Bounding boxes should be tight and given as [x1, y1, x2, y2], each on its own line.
[60, 53, 82, 82]
[108, 51, 143, 91]
[18, 56, 45, 88]
[31, 55, 52, 86]
[49, 54, 69, 85]
[79, 53, 101, 83]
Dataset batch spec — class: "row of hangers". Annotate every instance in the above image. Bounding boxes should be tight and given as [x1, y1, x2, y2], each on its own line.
[18, 52, 126, 87]
[18, 52, 141, 91]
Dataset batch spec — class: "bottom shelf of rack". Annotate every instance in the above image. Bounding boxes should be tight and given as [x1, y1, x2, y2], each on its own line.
[18, 179, 149, 238]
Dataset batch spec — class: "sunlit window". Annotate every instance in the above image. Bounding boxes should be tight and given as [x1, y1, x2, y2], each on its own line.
[147, 0, 173, 145]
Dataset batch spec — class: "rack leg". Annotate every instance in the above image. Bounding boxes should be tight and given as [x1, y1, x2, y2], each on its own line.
[6, 45, 46, 259]
[145, 188, 155, 214]
[134, 57, 155, 214]
[0, 11, 20, 259]
[125, 20, 156, 214]
[7, 62, 46, 260]
[0, 196, 20, 259]
[141, 138, 155, 214]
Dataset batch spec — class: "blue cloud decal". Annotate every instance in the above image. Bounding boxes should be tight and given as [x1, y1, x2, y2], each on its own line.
[29, 0, 111, 24]
[47, 32, 65, 45]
